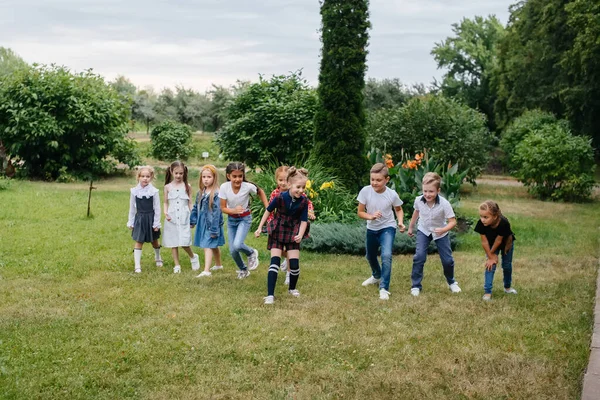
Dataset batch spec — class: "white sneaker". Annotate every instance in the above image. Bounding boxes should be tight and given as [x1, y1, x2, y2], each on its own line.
[410, 288, 420, 297]
[155, 259, 163, 267]
[362, 276, 381, 286]
[482, 293, 492, 301]
[379, 289, 390, 300]
[247, 249, 259, 270]
[134, 267, 141, 274]
[237, 270, 250, 279]
[449, 282, 462, 293]
[210, 265, 223, 271]
[288, 289, 300, 297]
[504, 288, 518, 294]
[190, 254, 200, 271]
[195, 271, 212, 278]
[173, 265, 181, 274]
[264, 295, 274, 304]
[284, 270, 290, 285]
[281, 258, 288, 271]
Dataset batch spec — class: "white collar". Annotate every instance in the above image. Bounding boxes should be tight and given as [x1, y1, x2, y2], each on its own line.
[131, 183, 159, 198]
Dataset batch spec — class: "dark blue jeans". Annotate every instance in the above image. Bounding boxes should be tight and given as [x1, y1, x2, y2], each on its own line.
[365, 227, 396, 291]
[484, 244, 514, 294]
[411, 231, 455, 290]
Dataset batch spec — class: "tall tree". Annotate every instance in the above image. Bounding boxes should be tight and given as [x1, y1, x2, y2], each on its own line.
[431, 15, 505, 131]
[561, 0, 600, 148]
[0, 47, 28, 77]
[133, 87, 158, 134]
[363, 78, 413, 112]
[314, 0, 370, 191]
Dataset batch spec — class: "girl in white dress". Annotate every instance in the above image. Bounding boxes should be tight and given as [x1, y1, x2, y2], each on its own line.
[163, 161, 200, 274]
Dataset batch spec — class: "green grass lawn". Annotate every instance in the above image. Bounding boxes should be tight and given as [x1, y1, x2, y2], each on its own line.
[0, 178, 598, 399]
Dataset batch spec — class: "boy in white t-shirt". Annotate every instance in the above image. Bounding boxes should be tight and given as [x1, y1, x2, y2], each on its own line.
[407, 172, 461, 296]
[357, 163, 405, 300]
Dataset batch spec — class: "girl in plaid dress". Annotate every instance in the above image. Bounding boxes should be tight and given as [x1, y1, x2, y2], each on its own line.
[255, 167, 310, 304]
[266, 166, 315, 285]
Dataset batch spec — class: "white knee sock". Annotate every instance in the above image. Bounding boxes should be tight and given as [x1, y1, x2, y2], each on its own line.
[153, 247, 161, 260]
[134, 249, 142, 270]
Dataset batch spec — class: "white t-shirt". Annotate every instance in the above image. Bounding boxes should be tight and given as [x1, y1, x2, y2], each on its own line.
[218, 181, 257, 211]
[357, 186, 403, 231]
[413, 194, 455, 239]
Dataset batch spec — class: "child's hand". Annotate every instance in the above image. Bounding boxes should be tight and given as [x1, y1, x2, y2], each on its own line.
[190, 225, 195, 229]
[254, 229, 261, 238]
[308, 211, 316, 220]
[408, 227, 414, 237]
[433, 227, 445, 235]
[485, 256, 497, 270]
[372, 210, 382, 220]
[234, 205, 244, 214]
[128, 226, 133, 231]
[293, 234, 302, 243]
[165, 213, 171, 221]
[153, 227, 159, 232]
[397, 222, 406, 232]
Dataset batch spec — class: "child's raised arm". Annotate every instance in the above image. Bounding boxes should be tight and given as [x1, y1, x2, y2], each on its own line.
[254, 209, 272, 238]
[257, 187, 268, 208]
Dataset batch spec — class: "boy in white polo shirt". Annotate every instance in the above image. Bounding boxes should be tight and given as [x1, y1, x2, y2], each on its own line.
[357, 163, 405, 300]
[407, 172, 461, 296]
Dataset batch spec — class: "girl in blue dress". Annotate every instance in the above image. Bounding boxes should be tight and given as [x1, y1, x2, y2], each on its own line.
[190, 164, 225, 277]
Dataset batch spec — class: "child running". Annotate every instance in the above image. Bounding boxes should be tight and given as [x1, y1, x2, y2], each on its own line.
[267, 166, 315, 285]
[357, 163, 405, 300]
[255, 167, 310, 304]
[219, 162, 268, 279]
[408, 172, 461, 296]
[126, 166, 163, 273]
[190, 164, 225, 277]
[475, 200, 517, 301]
[163, 161, 200, 274]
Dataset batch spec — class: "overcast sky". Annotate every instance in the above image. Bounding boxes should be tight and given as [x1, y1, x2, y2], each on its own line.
[1, 0, 514, 92]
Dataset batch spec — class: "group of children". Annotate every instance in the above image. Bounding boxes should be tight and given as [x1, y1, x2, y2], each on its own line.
[127, 161, 517, 304]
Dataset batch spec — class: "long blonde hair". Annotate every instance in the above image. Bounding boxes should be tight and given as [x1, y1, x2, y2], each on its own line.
[199, 164, 219, 209]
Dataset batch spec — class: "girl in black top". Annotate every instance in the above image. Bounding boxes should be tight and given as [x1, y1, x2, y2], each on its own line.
[474, 200, 518, 300]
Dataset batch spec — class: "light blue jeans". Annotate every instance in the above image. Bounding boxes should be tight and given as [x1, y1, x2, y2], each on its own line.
[411, 231, 456, 290]
[227, 215, 253, 271]
[484, 244, 514, 294]
[365, 227, 396, 291]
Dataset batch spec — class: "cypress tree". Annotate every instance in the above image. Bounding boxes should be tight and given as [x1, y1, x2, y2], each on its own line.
[314, 0, 370, 192]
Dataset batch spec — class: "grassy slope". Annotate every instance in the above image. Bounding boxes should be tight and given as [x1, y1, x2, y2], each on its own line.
[0, 179, 598, 399]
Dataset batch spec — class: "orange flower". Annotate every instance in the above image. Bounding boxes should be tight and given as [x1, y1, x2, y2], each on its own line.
[385, 159, 394, 168]
[415, 153, 422, 161]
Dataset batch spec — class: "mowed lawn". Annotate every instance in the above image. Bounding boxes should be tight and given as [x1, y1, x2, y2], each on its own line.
[0, 177, 598, 399]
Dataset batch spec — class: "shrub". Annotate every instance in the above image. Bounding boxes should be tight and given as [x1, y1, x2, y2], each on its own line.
[367, 94, 489, 183]
[500, 110, 566, 169]
[216, 72, 317, 168]
[302, 223, 458, 255]
[513, 123, 596, 201]
[150, 120, 193, 161]
[0, 65, 140, 180]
